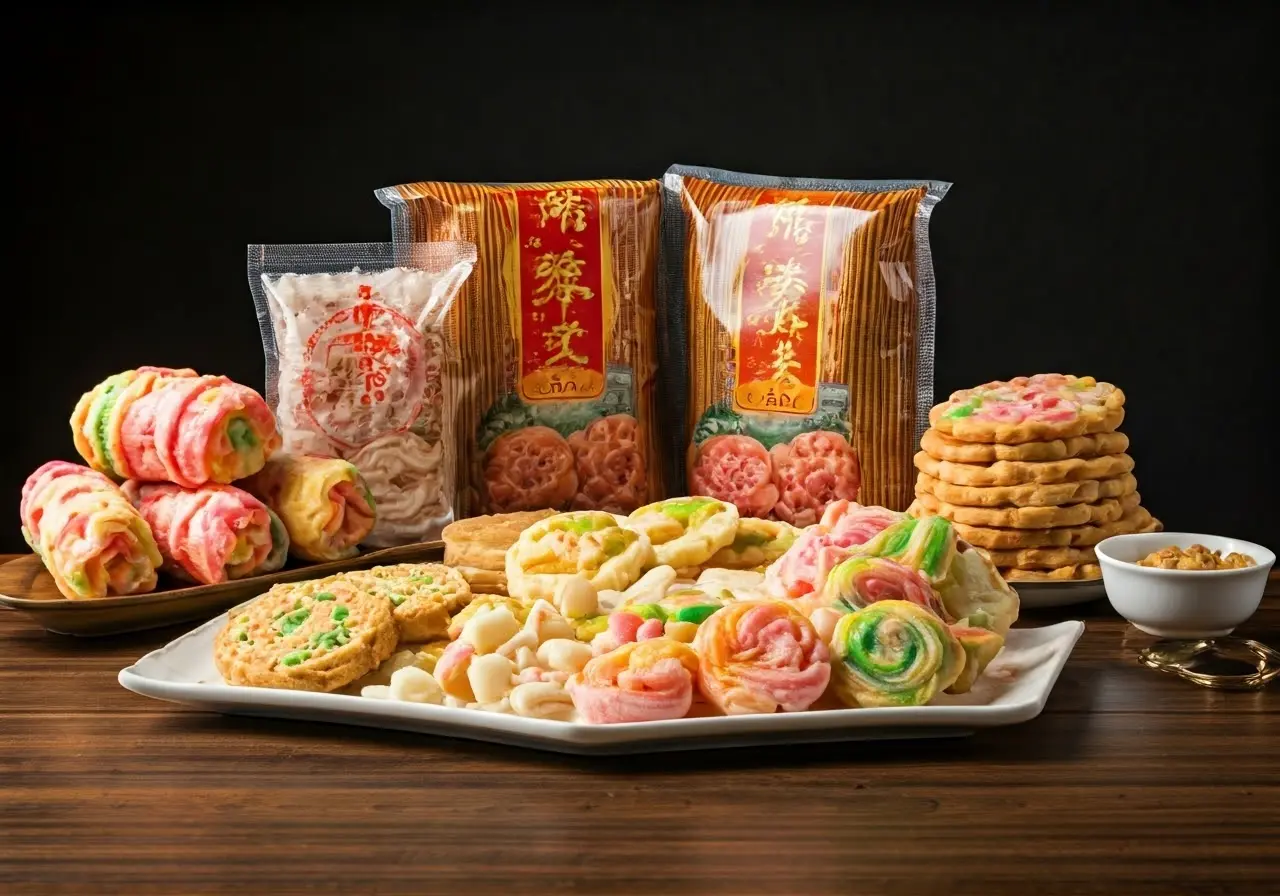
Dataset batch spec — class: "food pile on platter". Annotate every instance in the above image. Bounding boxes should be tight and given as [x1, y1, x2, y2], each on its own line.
[214, 498, 1020, 723]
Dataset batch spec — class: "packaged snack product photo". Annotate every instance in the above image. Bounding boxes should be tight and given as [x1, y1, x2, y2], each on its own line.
[376, 180, 664, 518]
[662, 165, 950, 524]
[248, 242, 476, 546]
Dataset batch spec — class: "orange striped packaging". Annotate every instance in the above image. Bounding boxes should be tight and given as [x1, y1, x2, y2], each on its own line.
[662, 166, 950, 527]
[377, 180, 663, 518]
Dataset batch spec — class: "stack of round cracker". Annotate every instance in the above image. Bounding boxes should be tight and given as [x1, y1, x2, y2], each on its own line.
[907, 374, 1161, 582]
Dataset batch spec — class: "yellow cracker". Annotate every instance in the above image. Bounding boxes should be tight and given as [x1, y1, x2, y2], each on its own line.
[909, 492, 1141, 529]
[443, 510, 557, 569]
[914, 451, 1135, 487]
[346, 563, 473, 643]
[983, 545, 1097, 569]
[451, 565, 508, 595]
[1001, 564, 1101, 582]
[949, 508, 1161, 549]
[703, 518, 799, 570]
[920, 428, 1130, 463]
[625, 498, 739, 569]
[934, 406, 1125, 444]
[506, 511, 653, 602]
[214, 583, 397, 692]
[915, 472, 1138, 508]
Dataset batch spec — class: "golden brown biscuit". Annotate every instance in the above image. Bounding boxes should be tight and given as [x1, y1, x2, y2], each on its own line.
[215, 583, 397, 691]
[443, 510, 558, 569]
[914, 451, 1135, 487]
[945, 507, 1161, 549]
[909, 492, 1141, 529]
[914, 472, 1138, 508]
[983, 545, 1098, 570]
[1001, 564, 1102, 582]
[344, 563, 473, 642]
[929, 375, 1125, 443]
[451, 565, 508, 595]
[920, 428, 1129, 463]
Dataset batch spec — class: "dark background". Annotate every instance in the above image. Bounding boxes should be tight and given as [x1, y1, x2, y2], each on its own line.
[10, 4, 1275, 555]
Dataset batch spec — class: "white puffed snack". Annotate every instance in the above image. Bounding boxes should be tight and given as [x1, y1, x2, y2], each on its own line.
[623, 565, 679, 603]
[361, 685, 392, 700]
[509, 682, 575, 721]
[536, 638, 594, 675]
[554, 574, 599, 619]
[388, 666, 444, 705]
[513, 646, 540, 672]
[525, 599, 575, 643]
[596, 589, 625, 613]
[497, 628, 539, 660]
[696, 567, 766, 592]
[461, 604, 522, 655]
[467, 653, 515, 704]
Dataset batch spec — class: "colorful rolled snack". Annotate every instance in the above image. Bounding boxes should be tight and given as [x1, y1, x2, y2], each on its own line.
[122, 481, 288, 585]
[704, 518, 800, 570]
[693, 600, 831, 715]
[240, 454, 376, 562]
[505, 511, 653, 603]
[70, 367, 281, 487]
[566, 639, 700, 724]
[625, 497, 739, 569]
[946, 621, 1006, 694]
[822, 557, 950, 620]
[936, 546, 1021, 637]
[19, 461, 162, 599]
[854, 515, 957, 584]
[765, 502, 906, 600]
[830, 600, 966, 708]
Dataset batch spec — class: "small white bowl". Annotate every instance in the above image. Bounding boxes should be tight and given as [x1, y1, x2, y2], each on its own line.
[1095, 532, 1275, 639]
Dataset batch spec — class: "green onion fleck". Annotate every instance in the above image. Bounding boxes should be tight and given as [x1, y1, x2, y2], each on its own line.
[237, 631, 249, 642]
[332, 605, 350, 623]
[277, 608, 311, 636]
[281, 650, 312, 667]
[390, 594, 407, 607]
[237, 615, 250, 624]
[314, 592, 336, 602]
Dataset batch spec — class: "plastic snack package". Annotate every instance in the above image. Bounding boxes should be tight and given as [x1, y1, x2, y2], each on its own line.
[248, 242, 476, 546]
[376, 180, 664, 517]
[662, 165, 950, 524]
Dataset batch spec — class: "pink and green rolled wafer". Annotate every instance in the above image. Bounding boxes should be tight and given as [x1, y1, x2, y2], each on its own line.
[71, 367, 280, 487]
[854, 515, 957, 583]
[830, 600, 966, 708]
[20, 461, 162, 600]
[122, 481, 289, 585]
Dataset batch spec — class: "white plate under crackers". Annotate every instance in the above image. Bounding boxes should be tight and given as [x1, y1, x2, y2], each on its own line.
[1013, 579, 1107, 609]
[118, 616, 1085, 755]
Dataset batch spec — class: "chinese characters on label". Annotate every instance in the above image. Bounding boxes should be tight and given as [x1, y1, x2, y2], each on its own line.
[515, 187, 608, 401]
[734, 194, 828, 415]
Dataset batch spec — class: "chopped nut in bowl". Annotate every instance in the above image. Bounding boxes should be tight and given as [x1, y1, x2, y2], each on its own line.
[1096, 533, 1274, 639]
[1136, 544, 1256, 571]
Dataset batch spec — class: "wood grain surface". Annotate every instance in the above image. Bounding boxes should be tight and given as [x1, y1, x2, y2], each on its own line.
[2, 557, 1277, 895]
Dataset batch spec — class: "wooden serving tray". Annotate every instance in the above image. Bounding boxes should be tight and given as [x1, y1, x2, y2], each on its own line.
[0, 541, 445, 637]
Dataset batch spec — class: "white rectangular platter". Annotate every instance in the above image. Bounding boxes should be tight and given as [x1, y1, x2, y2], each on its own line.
[119, 617, 1085, 756]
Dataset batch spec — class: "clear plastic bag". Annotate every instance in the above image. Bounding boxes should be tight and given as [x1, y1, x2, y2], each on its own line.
[661, 165, 950, 525]
[247, 242, 476, 546]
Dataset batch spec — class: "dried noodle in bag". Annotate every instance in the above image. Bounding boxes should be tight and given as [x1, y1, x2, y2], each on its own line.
[662, 165, 949, 526]
[248, 242, 476, 546]
[377, 180, 664, 517]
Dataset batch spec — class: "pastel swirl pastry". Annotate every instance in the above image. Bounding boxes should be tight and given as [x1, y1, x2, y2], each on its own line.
[705, 518, 801, 570]
[19, 461, 162, 599]
[625, 497, 739, 570]
[123, 482, 287, 585]
[506, 511, 653, 602]
[765, 500, 906, 600]
[71, 367, 281, 487]
[693, 600, 831, 715]
[567, 639, 700, 724]
[241, 454, 377, 562]
[930, 373, 1125, 443]
[830, 601, 966, 708]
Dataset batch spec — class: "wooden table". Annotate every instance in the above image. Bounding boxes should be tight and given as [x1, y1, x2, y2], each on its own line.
[2, 557, 1277, 896]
